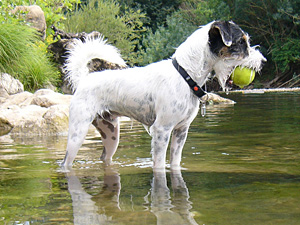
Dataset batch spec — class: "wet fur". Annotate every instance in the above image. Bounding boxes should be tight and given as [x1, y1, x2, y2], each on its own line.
[61, 21, 266, 169]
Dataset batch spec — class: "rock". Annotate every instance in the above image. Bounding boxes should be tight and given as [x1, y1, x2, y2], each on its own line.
[31, 89, 72, 108]
[0, 134, 14, 144]
[0, 73, 24, 95]
[0, 97, 6, 105]
[0, 89, 72, 109]
[43, 105, 69, 135]
[0, 104, 69, 135]
[12, 5, 47, 40]
[0, 117, 13, 136]
[0, 87, 9, 98]
[0, 88, 72, 136]
[0, 92, 33, 108]
[202, 93, 236, 104]
[0, 105, 47, 134]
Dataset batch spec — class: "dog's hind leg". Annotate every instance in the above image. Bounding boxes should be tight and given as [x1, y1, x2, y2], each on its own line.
[169, 125, 190, 169]
[92, 116, 120, 165]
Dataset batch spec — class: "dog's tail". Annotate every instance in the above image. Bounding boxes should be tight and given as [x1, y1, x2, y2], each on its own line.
[64, 36, 127, 92]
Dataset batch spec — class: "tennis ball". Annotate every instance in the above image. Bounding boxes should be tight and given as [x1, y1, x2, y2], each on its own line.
[230, 66, 255, 88]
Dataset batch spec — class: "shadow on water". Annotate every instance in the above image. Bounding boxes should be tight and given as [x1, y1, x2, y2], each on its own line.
[0, 92, 300, 224]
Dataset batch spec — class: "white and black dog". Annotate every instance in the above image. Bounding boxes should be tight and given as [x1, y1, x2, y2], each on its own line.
[61, 21, 266, 169]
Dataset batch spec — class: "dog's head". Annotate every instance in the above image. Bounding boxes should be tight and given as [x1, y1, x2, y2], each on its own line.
[209, 21, 249, 59]
[208, 21, 266, 89]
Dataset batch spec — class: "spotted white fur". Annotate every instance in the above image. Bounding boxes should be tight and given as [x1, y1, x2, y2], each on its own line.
[61, 21, 266, 170]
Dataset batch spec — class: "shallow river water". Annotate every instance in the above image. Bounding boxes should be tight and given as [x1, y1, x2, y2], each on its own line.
[0, 92, 300, 225]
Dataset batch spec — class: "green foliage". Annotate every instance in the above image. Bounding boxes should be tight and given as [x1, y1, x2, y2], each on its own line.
[139, 12, 197, 65]
[272, 38, 300, 72]
[0, 24, 59, 91]
[0, 0, 80, 35]
[233, 0, 300, 74]
[137, 0, 231, 66]
[118, 0, 182, 30]
[179, 0, 231, 25]
[34, 0, 81, 35]
[64, 0, 146, 66]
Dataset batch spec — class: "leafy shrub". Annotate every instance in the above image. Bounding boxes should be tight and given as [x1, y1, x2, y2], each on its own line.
[0, 24, 60, 91]
[272, 38, 300, 73]
[118, 0, 182, 31]
[233, 0, 300, 75]
[0, 0, 79, 35]
[64, 0, 146, 66]
[138, 0, 231, 66]
[139, 12, 197, 65]
[179, 0, 231, 25]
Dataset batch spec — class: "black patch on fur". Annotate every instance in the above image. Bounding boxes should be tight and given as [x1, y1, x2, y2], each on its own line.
[102, 120, 115, 133]
[209, 21, 248, 58]
[87, 58, 125, 73]
[100, 130, 107, 139]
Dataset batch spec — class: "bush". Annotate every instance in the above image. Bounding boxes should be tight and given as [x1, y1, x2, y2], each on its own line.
[64, 0, 146, 66]
[117, 0, 182, 31]
[233, 0, 300, 75]
[179, 0, 231, 25]
[139, 12, 197, 65]
[0, 24, 60, 91]
[138, 0, 231, 66]
[0, 0, 79, 35]
[272, 38, 300, 73]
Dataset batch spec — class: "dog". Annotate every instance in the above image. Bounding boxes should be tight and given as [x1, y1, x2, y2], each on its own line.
[61, 21, 266, 169]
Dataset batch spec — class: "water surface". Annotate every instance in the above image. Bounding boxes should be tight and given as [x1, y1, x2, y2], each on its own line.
[0, 92, 299, 224]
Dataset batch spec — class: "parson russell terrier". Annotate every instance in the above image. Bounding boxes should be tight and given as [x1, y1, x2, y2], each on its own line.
[61, 21, 266, 170]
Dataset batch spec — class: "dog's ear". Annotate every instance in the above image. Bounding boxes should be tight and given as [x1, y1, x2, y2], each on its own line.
[209, 21, 232, 47]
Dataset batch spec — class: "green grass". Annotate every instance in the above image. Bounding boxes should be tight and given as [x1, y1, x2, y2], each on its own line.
[0, 24, 60, 91]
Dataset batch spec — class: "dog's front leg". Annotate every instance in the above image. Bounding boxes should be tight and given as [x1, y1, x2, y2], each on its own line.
[61, 100, 97, 167]
[150, 125, 173, 170]
[92, 117, 120, 165]
[61, 118, 92, 167]
[170, 125, 190, 169]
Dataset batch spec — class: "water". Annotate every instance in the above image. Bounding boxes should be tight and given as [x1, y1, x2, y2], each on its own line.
[0, 92, 299, 225]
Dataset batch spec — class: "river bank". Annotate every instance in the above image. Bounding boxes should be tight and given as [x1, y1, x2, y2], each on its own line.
[224, 87, 300, 94]
[1, 72, 299, 137]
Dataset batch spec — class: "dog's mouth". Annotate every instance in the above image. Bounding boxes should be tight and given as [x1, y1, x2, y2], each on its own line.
[226, 77, 234, 87]
[226, 67, 236, 87]
[225, 66, 257, 89]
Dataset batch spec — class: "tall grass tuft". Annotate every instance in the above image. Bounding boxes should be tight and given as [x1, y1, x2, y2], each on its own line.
[0, 24, 60, 91]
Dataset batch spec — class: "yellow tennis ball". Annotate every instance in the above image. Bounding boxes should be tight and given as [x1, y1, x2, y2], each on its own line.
[230, 66, 255, 88]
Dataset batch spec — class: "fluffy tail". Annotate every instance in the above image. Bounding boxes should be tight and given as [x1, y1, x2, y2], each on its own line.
[64, 36, 127, 92]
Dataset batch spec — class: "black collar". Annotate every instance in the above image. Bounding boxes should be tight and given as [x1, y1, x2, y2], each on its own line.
[172, 58, 206, 98]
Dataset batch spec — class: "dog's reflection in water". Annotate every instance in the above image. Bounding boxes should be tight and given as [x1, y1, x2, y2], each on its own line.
[66, 166, 121, 224]
[150, 170, 198, 225]
[66, 167, 198, 225]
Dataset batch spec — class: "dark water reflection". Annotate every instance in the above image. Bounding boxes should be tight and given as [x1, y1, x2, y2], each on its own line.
[0, 92, 300, 224]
